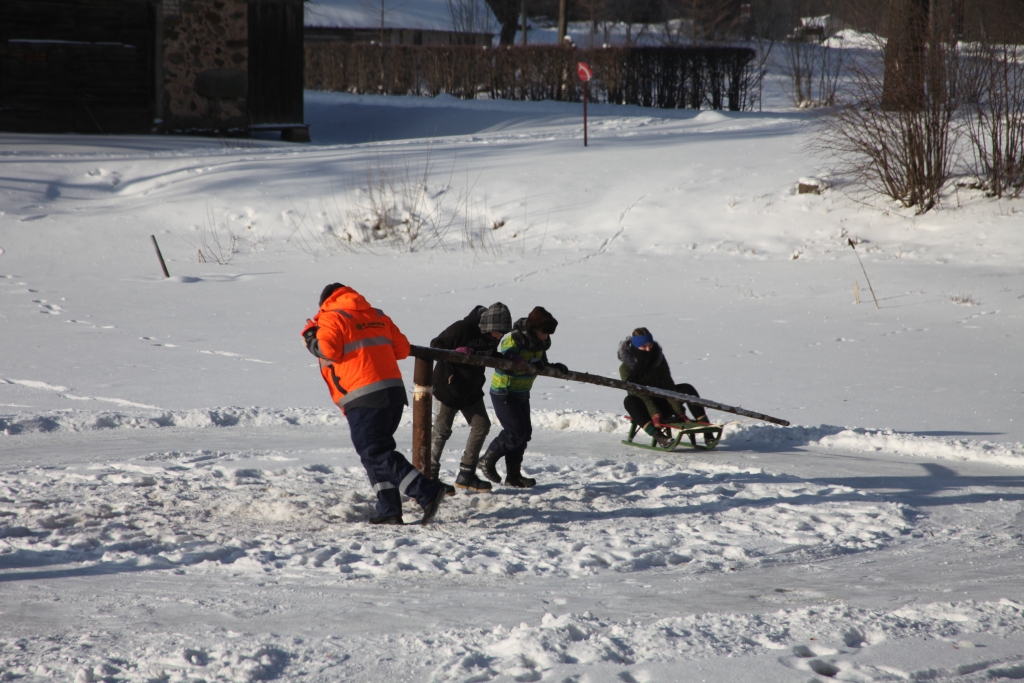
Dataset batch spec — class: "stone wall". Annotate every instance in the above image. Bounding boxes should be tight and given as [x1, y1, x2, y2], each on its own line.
[162, 0, 249, 131]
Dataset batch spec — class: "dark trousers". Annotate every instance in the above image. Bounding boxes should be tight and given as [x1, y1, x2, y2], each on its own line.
[346, 402, 439, 518]
[485, 392, 532, 476]
[430, 397, 491, 475]
[623, 383, 707, 425]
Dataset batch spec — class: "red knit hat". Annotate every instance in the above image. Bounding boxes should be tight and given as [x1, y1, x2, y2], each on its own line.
[526, 306, 558, 334]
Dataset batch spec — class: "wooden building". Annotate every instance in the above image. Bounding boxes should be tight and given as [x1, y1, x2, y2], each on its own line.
[0, 0, 308, 140]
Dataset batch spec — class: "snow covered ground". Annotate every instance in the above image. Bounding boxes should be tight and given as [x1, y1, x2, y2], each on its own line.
[1, 80, 1023, 682]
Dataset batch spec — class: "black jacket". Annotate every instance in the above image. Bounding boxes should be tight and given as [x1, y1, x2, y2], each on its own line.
[430, 306, 500, 409]
[618, 339, 684, 418]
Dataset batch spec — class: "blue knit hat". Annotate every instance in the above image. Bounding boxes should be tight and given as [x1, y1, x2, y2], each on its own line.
[631, 331, 654, 348]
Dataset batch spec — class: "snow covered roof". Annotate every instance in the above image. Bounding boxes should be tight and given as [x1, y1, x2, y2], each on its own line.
[305, 0, 497, 33]
[800, 15, 832, 29]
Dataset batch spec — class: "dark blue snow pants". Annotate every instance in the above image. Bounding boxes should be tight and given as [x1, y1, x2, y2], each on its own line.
[485, 391, 532, 475]
[346, 402, 439, 518]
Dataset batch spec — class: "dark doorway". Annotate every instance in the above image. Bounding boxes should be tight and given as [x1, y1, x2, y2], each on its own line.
[247, 1, 304, 126]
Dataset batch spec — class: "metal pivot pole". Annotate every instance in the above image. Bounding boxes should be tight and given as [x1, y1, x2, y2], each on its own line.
[411, 356, 433, 474]
[583, 83, 588, 147]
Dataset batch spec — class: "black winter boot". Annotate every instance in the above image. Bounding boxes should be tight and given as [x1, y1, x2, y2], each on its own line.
[429, 459, 456, 497]
[480, 449, 503, 483]
[455, 465, 492, 492]
[504, 454, 536, 488]
[369, 515, 404, 525]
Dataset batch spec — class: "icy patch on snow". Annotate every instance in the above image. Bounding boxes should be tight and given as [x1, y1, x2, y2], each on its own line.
[0, 456, 913, 580]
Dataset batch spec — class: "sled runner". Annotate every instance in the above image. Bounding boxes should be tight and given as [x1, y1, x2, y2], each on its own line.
[621, 418, 724, 452]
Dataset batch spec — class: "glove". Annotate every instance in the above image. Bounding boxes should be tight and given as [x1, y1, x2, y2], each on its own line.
[528, 358, 546, 368]
[549, 362, 568, 373]
[454, 346, 473, 355]
[651, 413, 665, 428]
[301, 319, 319, 348]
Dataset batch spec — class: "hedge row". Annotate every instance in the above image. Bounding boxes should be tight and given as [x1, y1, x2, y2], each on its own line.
[305, 44, 758, 111]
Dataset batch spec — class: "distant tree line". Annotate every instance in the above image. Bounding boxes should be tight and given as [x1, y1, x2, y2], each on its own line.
[306, 44, 757, 110]
[479, 0, 1024, 47]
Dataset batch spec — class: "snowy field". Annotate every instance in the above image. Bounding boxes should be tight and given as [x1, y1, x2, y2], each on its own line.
[1, 77, 1024, 682]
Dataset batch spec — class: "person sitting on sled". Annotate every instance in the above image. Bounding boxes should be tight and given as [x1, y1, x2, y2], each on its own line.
[618, 327, 712, 448]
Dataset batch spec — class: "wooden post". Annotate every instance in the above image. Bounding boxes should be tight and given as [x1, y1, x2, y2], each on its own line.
[848, 239, 879, 309]
[151, 235, 170, 278]
[411, 356, 433, 474]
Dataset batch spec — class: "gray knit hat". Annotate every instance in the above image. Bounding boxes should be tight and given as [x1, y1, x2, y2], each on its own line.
[479, 302, 512, 334]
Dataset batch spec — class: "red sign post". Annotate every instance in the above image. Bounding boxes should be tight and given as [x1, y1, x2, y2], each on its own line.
[577, 62, 592, 147]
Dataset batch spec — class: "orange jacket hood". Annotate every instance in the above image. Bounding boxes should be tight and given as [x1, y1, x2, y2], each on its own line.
[320, 286, 371, 314]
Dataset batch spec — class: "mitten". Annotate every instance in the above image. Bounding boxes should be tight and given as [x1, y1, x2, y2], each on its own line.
[549, 362, 568, 373]
[455, 346, 473, 355]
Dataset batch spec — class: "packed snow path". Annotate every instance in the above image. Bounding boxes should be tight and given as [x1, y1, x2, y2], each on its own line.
[2, 418, 1024, 682]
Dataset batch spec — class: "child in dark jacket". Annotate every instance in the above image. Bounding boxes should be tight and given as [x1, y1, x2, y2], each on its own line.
[481, 306, 567, 488]
[429, 303, 512, 493]
[618, 327, 710, 447]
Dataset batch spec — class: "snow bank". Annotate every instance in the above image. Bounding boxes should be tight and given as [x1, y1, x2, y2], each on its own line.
[725, 422, 1024, 467]
[0, 406, 345, 434]
[4, 406, 1023, 467]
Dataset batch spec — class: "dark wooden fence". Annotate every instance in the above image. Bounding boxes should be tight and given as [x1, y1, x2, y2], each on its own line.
[306, 44, 757, 111]
[0, 0, 156, 134]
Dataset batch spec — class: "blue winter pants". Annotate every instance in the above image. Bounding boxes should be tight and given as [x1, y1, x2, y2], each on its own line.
[485, 391, 532, 474]
[346, 402, 439, 518]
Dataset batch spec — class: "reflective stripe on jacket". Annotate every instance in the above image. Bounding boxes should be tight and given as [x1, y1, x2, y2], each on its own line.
[313, 286, 410, 410]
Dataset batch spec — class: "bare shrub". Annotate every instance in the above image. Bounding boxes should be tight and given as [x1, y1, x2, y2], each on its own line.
[286, 146, 502, 256]
[185, 206, 240, 265]
[447, 0, 497, 38]
[782, 38, 844, 108]
[965, 42, 1024, 199]
[353, 147, 462, 252]
[817, 29, 963, 213]
[949, 290, 978, 306]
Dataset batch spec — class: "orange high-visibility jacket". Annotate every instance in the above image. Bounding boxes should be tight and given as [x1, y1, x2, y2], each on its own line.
[313, 286, 410, 410]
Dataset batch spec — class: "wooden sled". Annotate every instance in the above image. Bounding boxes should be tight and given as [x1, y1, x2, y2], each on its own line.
[622, 418, 724, 452]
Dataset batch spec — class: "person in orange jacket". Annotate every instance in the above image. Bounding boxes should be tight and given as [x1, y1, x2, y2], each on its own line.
[302, 283, 445, 526]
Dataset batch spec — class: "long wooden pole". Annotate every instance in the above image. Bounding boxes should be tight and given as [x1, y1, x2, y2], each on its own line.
[409, 345, 790, 427]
